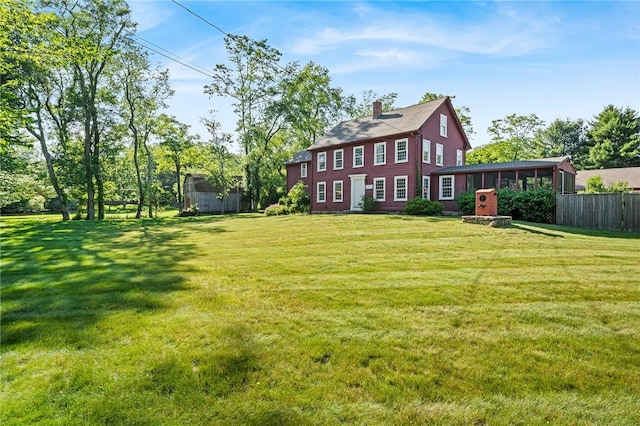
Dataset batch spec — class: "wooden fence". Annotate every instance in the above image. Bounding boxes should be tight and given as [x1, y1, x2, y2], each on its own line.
[556, 193, 640, 232]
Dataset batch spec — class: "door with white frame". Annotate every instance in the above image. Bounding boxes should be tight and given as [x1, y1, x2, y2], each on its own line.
[349, 174, 366, 211]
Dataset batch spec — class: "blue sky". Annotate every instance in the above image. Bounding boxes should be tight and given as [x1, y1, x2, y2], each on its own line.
[130, 1, 640, 148]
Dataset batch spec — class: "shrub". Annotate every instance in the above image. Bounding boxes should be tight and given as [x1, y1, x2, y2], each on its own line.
[455, 191, 476, 215]
[264, 204, 290, 216]
[279, 181, 310, 213]
[358, 195, 376, 213]
[404, 197, 444, 215]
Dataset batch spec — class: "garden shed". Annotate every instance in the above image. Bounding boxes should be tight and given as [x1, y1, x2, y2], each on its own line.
[183, 174, 242, 214]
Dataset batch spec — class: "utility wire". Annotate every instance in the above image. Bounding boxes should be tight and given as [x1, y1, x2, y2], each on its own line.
[133, 38, 214, 79]
[134, 35, 212, 76]
[170, 0, 234, 38]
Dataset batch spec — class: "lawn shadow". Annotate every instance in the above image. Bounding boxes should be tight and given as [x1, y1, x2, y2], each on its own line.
[513, 221, 640, 239]
[0, 216, 228, 350]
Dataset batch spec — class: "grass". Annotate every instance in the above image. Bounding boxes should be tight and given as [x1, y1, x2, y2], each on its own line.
[1, 213, 639, 425]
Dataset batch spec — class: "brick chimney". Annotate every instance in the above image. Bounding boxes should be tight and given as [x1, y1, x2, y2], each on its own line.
[372, 100, 382, 118]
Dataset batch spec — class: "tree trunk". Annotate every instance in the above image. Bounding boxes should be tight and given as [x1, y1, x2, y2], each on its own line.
[175, 160, 182, 204]
[83, 119, 95, 220]
[144, 139, 154, 218]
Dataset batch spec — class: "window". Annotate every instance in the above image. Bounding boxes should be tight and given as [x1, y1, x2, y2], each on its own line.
[374, 142, 386, 165]
[439, 175, 454, 200]
[301, 163, 307, 178]
[436, 143, 443, 166]
[353, 146, 364, 168]
[333, 180, 343, 202]
[333, 149, 343, 170]
[456, 149, 463, 166]
[440, 114, 448, 137]
[422, 176, 430, 200]
[317, 152, 326, 172]
[317, 181, 326, 202]
[373, 177, 385, 201]
[422, 139, 431, 163]
[395, 138, 408, 163]
[394, 176, 408, 201]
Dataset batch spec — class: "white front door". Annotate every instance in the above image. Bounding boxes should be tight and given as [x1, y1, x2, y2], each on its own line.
[350, 174, 367, 211]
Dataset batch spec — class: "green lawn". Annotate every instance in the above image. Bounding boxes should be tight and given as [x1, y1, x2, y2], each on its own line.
[1, 214, 639, 425]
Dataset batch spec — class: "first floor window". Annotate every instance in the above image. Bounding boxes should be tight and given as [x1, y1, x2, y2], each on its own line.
[301, 162, 307, 178]
[333, 180, 343, 202]
[422, 139, 431, 163]
[439, 175, 454, 200]
[456, 149, 463, 166]
[317, 181, 326, 202]
[373, 177, 385, 201]
[394, 176, 408, 201]
[436, 143, 444, 166]
[422, 176, 431, 200]
[353, 146, 364, 167]
[317, 152, 326, 171]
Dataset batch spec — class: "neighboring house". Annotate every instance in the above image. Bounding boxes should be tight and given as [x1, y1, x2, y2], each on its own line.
[285, 97, 472, 213]
[433, 156, 577, 208]
[575, 167, 640, 192]
[183, 173, 242, 214]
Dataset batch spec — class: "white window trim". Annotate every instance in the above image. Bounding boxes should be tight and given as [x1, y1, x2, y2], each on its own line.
[301, 163, 307, 178]
[333, 149, 344, 170]
[394, 175, 408, 202]
[422, 176, 431, 200]
[422, 139, 431, 164]
[456, 149, 463, 166]
[395, 138, 408, 163]
[440, 114, 448, 138]
[373, 177, 386, 202]
[333, 180, 343, 202]
[439, 175, 455, 200]
[436, 143, 444, 167]
[353, 145, 364, 168]
[374, 142, 386, 166]
[317, 152, 326, 172]
[317, 181, 326, 203]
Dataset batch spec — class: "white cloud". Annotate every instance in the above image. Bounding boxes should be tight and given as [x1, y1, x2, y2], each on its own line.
[129, 1, 174, 32]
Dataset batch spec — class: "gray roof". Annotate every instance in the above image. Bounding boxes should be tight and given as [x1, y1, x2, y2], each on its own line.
[307, 98, 450, 150]
[285, 150, 311, 165]
[433, 157, 572, 175]
[575, 167, 640, 190]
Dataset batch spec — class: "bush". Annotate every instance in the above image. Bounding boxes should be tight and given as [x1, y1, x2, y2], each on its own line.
[455, 191, 476, 215]
[264, 204, 290, 216]
[404, 197, 444, 215]
[358, 195, 376, 213]
[279, 181, 310, 213]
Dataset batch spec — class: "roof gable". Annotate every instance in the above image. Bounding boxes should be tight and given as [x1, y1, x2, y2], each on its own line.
[308, 98, 462, 150]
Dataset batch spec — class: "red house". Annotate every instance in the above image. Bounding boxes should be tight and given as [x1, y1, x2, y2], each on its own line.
[285, 97, 471, 212]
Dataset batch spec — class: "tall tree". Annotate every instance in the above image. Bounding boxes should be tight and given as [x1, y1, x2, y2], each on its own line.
[534, 118, 587, 165]
[419, 92, 474, 137]
[344, 90, 397, 119]
[155, 114, 192, 204]
[205, 35, 294, 210]
[585, 105, 640, 169]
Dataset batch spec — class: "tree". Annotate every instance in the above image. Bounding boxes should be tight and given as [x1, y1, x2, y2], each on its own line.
[585, 105, 640, 169]
[585, 175, 606, 193]
[534, 118, 587, 165]
[343, 90, 397, 119]
[419, 92, 474, 137]
[155, 114, 192, 204]
[205, 35, 295, 210]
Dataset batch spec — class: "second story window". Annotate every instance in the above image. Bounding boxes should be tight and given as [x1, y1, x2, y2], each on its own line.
[436, 143, 443, 166]
[317, 152, 326, 172]
[374, 142, 386, 165]
[353, 146, 364, 168]
[301, 163, 307, 178]
[456, 149, 463, 166]
[422, 139, 431, 164]
[334, 149, 343, 170]
[395, 138, 408, 163]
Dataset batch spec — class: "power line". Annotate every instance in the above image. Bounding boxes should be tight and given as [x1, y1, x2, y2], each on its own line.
[170, 0, 233, 38]
[133, 37, 214, 79]
[134, 35, 212, 76]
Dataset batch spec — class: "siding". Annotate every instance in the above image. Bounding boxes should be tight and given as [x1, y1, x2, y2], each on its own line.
[286, 162, 309, 191]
